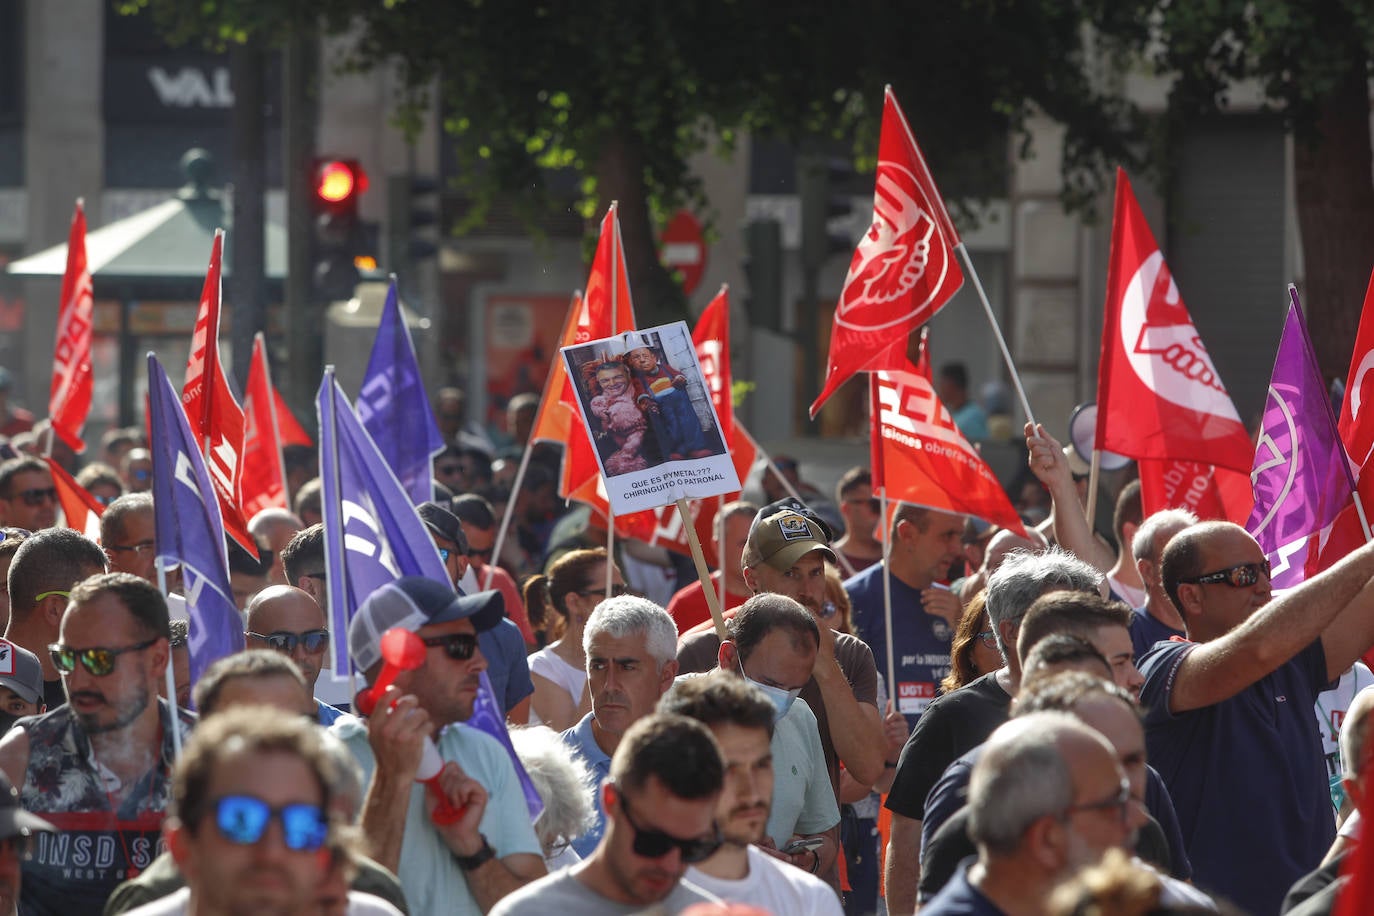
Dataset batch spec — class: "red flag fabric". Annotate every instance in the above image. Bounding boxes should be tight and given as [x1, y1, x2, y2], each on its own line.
[530, 292, 586, 448]
[181, 231, 255, 555]
[1338, 266, 1374, 517]
[271, 385, 313, 448]
[872, 361, 1025, 535]
[811, 87, 964, 416]
[48, 201, 94, 452]
[558, 205, 638, 511]
[46, 456, 102, 541]
[1095, 169, 1252, 472]
[1137, 458, 1253, 524]
[239, 334, 289, 518]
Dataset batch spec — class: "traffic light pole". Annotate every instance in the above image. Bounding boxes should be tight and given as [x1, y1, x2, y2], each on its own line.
[283, 30, 319, 432]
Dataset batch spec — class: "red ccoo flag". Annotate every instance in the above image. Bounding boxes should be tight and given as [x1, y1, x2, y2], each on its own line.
[1338, 266, 1374, 515]
[1095, 169, 1252, 473]
[272, 385, 313, 448]
[182, 231, 256, 556]
[239, 334, 289, 518]
[871, 361, 1025, 535]
[811, 87, 964, 416]
[49, 201, 94, 452]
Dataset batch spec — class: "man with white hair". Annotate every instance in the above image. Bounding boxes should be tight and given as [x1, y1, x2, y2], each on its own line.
[920, 712, 1134, 915]
[561, 595, 680, 858]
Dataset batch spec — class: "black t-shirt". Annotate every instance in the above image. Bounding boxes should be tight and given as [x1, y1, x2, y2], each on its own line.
[885, 671, 1011, 820]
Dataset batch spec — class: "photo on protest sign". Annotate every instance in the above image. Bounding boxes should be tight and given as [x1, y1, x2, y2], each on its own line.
[562, 321, 740, 515]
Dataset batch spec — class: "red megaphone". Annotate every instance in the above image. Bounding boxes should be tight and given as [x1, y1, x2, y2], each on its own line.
[355, 627, 466, 825]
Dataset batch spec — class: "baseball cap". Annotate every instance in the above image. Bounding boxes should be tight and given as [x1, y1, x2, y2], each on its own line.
[0, 639, 42, 706]
[746, 502, 837, 573]
[0, 769, 52, 841]
[417, 501, 469, 552]
[349, 576, 504, 674]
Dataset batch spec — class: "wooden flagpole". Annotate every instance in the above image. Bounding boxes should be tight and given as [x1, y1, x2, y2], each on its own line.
[679, 497, 726, 640]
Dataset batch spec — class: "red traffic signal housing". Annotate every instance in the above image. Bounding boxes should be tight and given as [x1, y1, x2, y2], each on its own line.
[313, 158, 368, 208]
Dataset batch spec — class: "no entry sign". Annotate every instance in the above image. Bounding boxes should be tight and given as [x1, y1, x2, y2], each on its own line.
[660, 210, 707, 295]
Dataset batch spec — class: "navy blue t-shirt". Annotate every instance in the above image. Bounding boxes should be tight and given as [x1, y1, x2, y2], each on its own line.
[1139, 638, 1334, 916]
[845, 563, 953, 728]
[919, 859, 1007, 916]
[478, 618, 535, 714]
[1129, 606, 1185, 661]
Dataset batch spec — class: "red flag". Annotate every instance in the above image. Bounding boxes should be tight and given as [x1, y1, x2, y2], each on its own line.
[1137, 458, 1253, 524]
[46, 456, 102, 541]
[49, 201, 94, 452]
[239, 334, 290, 518]
[872, 361, 1025, 535]
[1096, 169, 1252, 472]
[1338, 267, 1374, 517]
[181, 231, 256, 555]
[530, 292, 586, 448]
[811, 87, 964, 416]
[558, 205, 638, 510]
[272, 385, 313, 448]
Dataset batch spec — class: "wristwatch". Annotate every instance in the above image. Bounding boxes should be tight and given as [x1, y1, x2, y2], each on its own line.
[454, 834, 496, 870]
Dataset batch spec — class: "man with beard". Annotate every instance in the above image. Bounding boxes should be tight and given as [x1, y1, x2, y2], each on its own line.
[334, 576, 545, 916]
[491, 713, 723, 915]
[0, 573, 194, 914]
[662, 674, 842, 915]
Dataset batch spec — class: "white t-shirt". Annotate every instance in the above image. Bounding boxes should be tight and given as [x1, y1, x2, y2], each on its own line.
[686, 845, 843, 916]
[1316, 664, 1374, 773]
[528, 646, 587, 726]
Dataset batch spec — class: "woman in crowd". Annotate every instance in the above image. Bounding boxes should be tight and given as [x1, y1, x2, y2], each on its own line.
[940, 589, 1002, 694]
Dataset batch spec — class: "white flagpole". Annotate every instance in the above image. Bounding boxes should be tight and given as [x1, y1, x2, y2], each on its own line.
[955, 243, 1036, 429]
[156, 558, 182, 760]
[879, 490, 897, 705]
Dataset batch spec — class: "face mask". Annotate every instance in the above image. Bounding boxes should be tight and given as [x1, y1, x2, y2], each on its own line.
[744, 673, 801, 724]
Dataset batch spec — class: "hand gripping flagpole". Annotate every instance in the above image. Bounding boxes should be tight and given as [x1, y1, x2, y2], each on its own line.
[955, 243, 1036, 430]
[155, 558, 182, 760]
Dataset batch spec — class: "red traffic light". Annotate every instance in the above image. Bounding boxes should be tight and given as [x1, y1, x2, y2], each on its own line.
[314, 159, 368, 204]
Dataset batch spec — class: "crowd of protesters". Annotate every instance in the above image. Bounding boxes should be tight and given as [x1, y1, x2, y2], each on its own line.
[0, 365, 1363, 916]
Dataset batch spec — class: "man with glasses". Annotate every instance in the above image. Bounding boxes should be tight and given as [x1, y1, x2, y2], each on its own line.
[563, 596, 680, 858]
[491, 713, 723, 915]
[101, 493, 158, 583]
[244, 586, 345, 726]
[920, 712, 1132, 916]
[0, 572, 193, 913]
[133, 708, 344, 916]
[334, 576, 545, 916]
[0, 459, 56, 533]
[5, 526, 107, 710]
[1140, 521, 1374, 916]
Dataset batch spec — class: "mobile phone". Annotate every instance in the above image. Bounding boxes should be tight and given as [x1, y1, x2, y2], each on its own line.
[781, 837, 825, 855]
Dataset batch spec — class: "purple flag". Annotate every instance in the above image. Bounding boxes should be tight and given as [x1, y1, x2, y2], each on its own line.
[467, 670, 544, 822]
[356, 278, 445, 505]
[1246, 288, 1361, 588]
[318, 368, 451, 678]
[147, 353, 245, 694]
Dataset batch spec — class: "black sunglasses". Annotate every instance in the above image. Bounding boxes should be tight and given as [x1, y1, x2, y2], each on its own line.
[617, 790, 721, 863]
[467, 547, 494, 562]
[49, 637, 159, 677]
[247, 629, 330, 654]
[420, 632, 479, 661]
[1180, 560, 1271, 588]
[11, 488, 56, 508]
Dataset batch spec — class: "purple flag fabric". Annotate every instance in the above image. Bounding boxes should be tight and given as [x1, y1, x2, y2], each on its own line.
[147, 353, 244, 694]
[356, 279, 445, 505]
[1246, 289, 1360, 588]
[317, 368, 451, 679]
[467, 670, 544, 822]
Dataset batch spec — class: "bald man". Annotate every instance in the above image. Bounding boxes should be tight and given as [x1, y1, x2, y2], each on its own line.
[244, 585, 346, 725]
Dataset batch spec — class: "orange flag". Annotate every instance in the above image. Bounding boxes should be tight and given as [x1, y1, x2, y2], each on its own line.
[239, 334, 290, 518]
[181, 231, 256, 555]
[812, 87, 964, 416]
[46, 456, 102, 541]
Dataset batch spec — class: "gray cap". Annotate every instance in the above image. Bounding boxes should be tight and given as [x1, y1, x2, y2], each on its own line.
[0, 639, 43, 705]
[348, 576, 503, 674]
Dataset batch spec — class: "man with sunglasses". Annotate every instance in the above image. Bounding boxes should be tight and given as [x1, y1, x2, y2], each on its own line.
[0, 459, 56, 533]
[920, 712, 1132, 916]
[0, 572, 193, 914]
[245, 586, 345, 726]
[1139, 521, 1374, 916]
[335, 576, 545, 916]
[5, 526, 108, 710]
[137, 708, 343, 916]
[491, 713, 724, 915]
